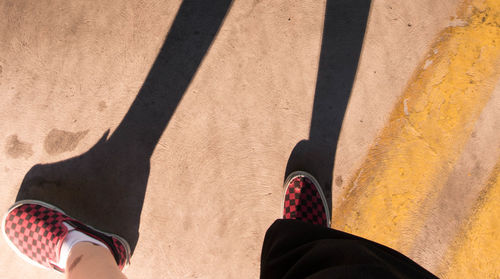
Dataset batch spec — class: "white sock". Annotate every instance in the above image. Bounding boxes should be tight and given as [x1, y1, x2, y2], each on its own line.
[57, 222, 108, 269]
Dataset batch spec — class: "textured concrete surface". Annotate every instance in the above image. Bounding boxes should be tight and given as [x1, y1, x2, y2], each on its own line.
[1, 0, 499, 278]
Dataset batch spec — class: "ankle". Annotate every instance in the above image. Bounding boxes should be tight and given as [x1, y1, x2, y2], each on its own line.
[66, 242, 119, 276]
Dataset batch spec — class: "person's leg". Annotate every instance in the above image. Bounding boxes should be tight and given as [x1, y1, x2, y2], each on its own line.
[260, 171, 437, 278]
[261, 219, 437, 279]
[65, 242, 127, 279]
[2, 200, 130, 278]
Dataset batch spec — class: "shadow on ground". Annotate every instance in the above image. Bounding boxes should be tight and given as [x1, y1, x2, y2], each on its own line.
[15, 0, 233, 254]
[285, 0, 371, 210]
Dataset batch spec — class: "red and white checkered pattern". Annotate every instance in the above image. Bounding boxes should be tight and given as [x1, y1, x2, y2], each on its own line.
[3, 203, 66, 269]
[283, 174, 329, 227]
[2, 201, 130, 272]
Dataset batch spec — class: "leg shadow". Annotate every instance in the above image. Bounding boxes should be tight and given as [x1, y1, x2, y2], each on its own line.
[285, 0, 371, 210]
[15, 0, 233, 254]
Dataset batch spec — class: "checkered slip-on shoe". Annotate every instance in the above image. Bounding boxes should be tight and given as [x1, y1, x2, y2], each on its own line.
[2, 200, 130, 273]
[283, 171, 331, 227]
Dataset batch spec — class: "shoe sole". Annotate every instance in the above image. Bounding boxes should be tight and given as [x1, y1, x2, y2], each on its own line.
[2, 199, 131, 272]
[283, 171, 331, 227]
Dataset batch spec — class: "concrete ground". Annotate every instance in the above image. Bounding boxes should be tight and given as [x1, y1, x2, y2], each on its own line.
[1, 0, 499, 278]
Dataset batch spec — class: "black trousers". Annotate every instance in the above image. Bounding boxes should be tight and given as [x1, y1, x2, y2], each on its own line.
[260, 219, 438, 279]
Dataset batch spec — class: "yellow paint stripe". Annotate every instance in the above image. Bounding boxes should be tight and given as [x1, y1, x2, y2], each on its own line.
[332, 0, 500, 252]
[441, 160, 500, 278]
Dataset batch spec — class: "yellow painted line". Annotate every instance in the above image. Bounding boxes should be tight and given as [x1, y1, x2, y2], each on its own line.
[441, 160, 500, 278]
[332, 0, 500, 252]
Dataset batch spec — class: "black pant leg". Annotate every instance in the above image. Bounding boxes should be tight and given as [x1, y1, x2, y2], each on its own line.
[260, 219, 438, 279]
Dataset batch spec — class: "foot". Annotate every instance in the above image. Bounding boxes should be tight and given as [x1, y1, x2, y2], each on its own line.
[283, 171, 331, 227]
[2, 200, 130, 273]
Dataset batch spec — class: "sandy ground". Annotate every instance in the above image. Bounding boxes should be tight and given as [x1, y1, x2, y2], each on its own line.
[1, 0, 498, 278]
